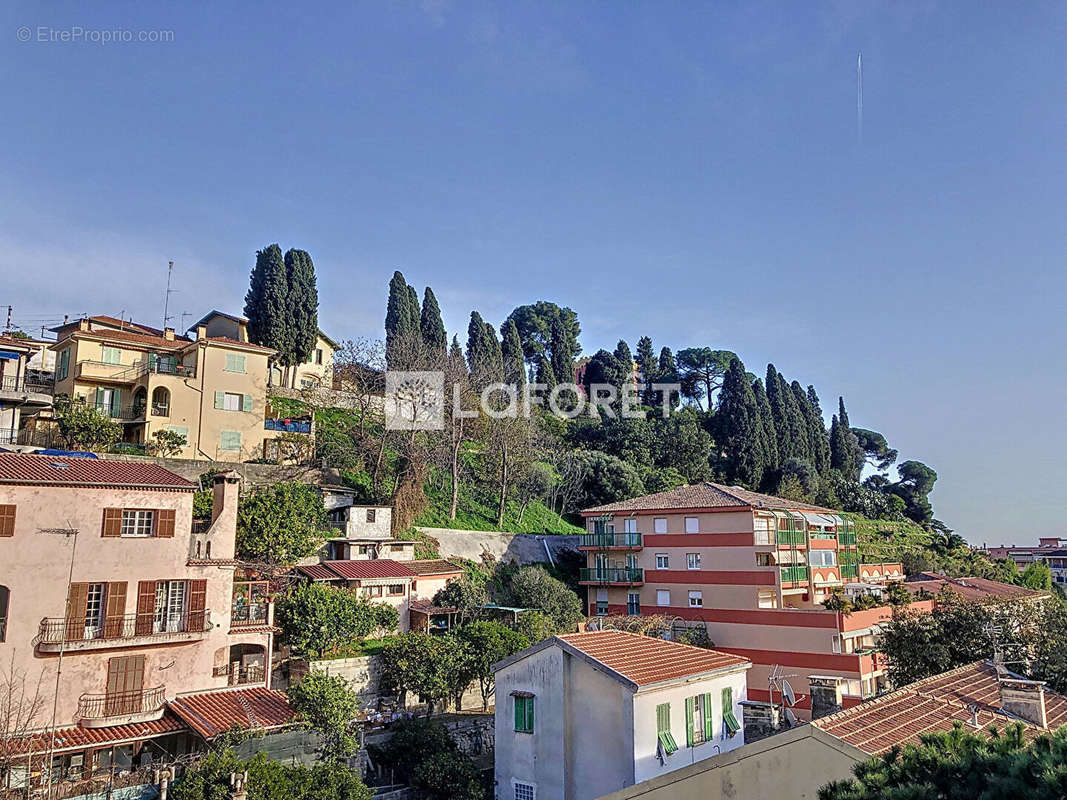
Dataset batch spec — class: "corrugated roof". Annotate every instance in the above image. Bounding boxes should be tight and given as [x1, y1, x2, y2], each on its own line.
[814, 661, 1067, 754]
[0, 453, 195, 490]
[902, 576, 1047, 603]
[296, 563, 339, 581]
[406, 559, 463, 576]
[322, 559, 416, 580]
[582, 482, 834, 515]
[168, 687, 295, 739]
[556, 630, 750, 687]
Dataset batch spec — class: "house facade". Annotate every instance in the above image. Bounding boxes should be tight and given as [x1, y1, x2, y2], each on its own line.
[49, 315, 279, 461]
[0, 336, 53, 446]
[0, 454, 276, 788]
[493, 630, 751, 800]
[579, 483, 905, 712]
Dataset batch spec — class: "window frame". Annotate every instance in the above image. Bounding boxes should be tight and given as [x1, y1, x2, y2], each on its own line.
[120, 509, 155, 538]
[655, 589, 671, 607]
[686, 552, 702, 570]
[387, 584, 405, 596]
[626, 591, 640, 616]
[653, 517, 667, 534]
[655, 553, 669, 569]
[688, 590, 703, 608]
[100, 346, 122, 366]
[684, 517, 699, 533]
[513, 694, 535, 733]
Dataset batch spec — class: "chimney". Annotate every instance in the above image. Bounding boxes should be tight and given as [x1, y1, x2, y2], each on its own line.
[739, 700, 780, 744]
[164, 327, 175, 341]
[808, 675, 845, 720]
[212, 470, 241, 524]
[999, 677, 1048, 728]
[77, 318, 89, 332]
[196, 324, 208, 341]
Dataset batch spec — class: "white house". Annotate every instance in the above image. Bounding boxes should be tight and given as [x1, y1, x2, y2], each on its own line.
[493, 630, 751, 800]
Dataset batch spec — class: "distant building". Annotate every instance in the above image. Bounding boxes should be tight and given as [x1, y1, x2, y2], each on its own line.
[984, 538, 1067, 585]
[902, 574, 1051, 602]
[580, 483, 904, 712]
[0, 336, 53, 446]
[493, 630, 751, 800]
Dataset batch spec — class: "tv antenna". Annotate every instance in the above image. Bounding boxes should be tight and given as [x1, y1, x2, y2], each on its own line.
[768, 665, 802, 727]
[162, 260, 177, 329]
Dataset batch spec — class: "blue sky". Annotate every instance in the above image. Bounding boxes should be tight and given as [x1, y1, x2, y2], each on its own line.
[2, 1, 1065, 545]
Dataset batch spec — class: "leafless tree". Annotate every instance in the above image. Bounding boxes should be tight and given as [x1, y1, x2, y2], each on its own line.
[0, 655, 47, 790]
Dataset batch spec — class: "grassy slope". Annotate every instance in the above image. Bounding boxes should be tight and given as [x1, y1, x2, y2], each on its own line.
[845, 512, 935, 564]
[415, 478, 583, 535]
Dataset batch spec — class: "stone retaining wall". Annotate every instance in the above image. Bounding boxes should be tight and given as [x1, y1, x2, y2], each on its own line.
[416, 527, 580, 565]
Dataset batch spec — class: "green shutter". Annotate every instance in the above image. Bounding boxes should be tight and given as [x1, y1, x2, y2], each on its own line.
[656, 702, 670, 734]
[94, 387, 104, 409]
[242, 394, 253, 412]
[685, 697, 695, 747]
[514, 697, 523, 731]
[722, 686, 732, 712]
[526, 697, 534, 732]
[214, 391, 224, 409]
[703, 693, 714, 739]
[111, 389, 121, 416]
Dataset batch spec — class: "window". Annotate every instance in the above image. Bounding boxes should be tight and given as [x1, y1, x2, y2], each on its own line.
[220, 430, 242, 451]
[624, 518, 637, 534]
[654, 518, 667, 534]
[358, 545, 370, 555]
[362, 585, 383, 598]
[810, 550, 837, 567]
[686, 553, 701, 570]
[101, 346, 122, 365]
[57, 348, 70, 380]
[167, 425, 189, 441]
[722, 686, 740, 736]
[755, 553, 773, 566]
[387, 584, 405, 596]
[314, 348, 324, 365]
[0, 585, 9, 642]
[224, 392, 241, 411]
[514, 783, 535, 800]
[753, 515, 773, 545]
[596, 589, 608, 615]
[626, 592, 640, 616]
[656, 589, 670, 606]
[153, 581, 187, 633]
[224, 353, 247, 373]
[366, 509, 376, 523]
[121, 510, 154, 538]
[151, 387, 170, 416]
[758, 589, 777, 609]
[685, 694, 713, 746]
[685, 517, 699, 533]
[513, 694, 535, 733]
[390, 544, 404, 552]
[0, 505, 14, 537]
[655, 553, 669, 569]
[688, 590, 703, 608]
[656, 702, 678, 756]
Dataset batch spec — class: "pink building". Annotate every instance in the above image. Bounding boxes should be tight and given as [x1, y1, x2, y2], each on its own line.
[0, 453, 286, 790]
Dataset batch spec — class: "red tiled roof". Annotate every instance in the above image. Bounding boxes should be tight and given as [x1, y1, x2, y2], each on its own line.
[406, 559, 463, 576]
[815, 661, 1067, 754]
[902, 576, 1048, 603]
[62, 327, 191, 351]
[410, 599, 458, 614]
[0, 337, 33, 351]
[296, 563, 340, 581]
[18, 712, 187, 754]
[556, 630, 750, 687]
[582, 482, 834, 515]
[202, 336, 275, 354]
[0, 453, 195, 490]
[168, 687, 295, 739]
[322, 559, 416, 580]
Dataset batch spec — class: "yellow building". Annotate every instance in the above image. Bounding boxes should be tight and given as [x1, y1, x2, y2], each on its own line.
[51, 315, 279, 461]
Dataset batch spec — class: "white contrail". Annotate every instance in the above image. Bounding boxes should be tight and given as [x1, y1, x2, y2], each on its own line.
[857, 52, 863, 142]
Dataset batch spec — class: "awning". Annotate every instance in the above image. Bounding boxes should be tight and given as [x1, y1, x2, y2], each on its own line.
[0, 350, 21, 360]
[800, 512, 843, 528]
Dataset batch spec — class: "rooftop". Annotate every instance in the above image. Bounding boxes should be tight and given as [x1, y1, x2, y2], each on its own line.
[902, 575, 1048, 602]
[298, 558, 417, 581]
[406, 558, 463, 576]
[553, 630, 750, 688]
[814, 661, 1067, 754]
[582, 482, 835, 516]
[0, 453, 195, 490]
[168, 687, 295, 739]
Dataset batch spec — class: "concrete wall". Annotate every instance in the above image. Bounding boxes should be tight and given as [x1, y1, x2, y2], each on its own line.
[596, 725, 864, 800]
[417, 528, 580, 565]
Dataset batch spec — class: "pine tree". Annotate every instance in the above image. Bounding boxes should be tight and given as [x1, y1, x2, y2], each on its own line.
[420, 287, 447, 355]
[385, 271, 420, 366]
[501, 319, 526, 387]
[635, 336, 657, 405]
[535, 355, 557, 392]
[717, 359, 765, 488]
[752, 378, 779, 478]
[549, 317, 575, 388]
[244, 244, 290, 357]
[283, 248, 318, 367]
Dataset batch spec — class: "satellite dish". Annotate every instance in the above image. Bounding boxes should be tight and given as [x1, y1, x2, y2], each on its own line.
[783, 707, 799, 727]
[781, 679, 797, 706]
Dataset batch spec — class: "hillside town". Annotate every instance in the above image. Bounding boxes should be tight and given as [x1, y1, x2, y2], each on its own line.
[1, 263, 1064, 800]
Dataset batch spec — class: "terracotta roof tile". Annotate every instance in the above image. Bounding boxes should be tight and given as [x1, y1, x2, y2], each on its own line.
[202, 336, 275, 354]
[902, 576, 1047, 603]
[19, 712, 187, 754]
[0, 453, 195, 490]
[582, 482, 834, 516]
[814, 661, 1067, 754]
[557, 630, 750, 687]
[322, 559, 416, 580]
[406, 559, 463, 576]
[63, 327, 191, 350]
[168, 687, 295, 739]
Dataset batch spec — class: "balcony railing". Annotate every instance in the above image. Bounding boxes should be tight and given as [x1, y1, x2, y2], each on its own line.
[264, 418, 312, 433]
[212, 664, 266, 686]
[231, 603, 269, 627]
[36, 612, 210, 649]
[0, 375, 53, 395]
[90, 402, 144, 420]
[579, 532, 643, 549]
[579, 567, 644, 584]
[75, 360, 147, 383]
[77, 686, 166, 724]
[150, 360, 195, 377]
[780, 565, 810, 583]
[839, 532, 857, 545]
[776, 530, 806, 545]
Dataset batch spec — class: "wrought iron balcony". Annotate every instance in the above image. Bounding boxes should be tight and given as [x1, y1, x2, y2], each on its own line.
[212, 664, 266, 686]
[230, 603, 269, 628]
[579, 567, 644, 585]
[0, 375, 53, 396]
[77, 686, 166, 727]
[578, 532, 643, 550]
[35, 612, 210, 652]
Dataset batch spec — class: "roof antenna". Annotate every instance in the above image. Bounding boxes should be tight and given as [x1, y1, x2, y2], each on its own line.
[162, 260, 176, 329]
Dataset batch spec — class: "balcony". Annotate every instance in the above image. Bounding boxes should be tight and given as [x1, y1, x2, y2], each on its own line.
[578, 532, 643, 550]
[839, 532, 857, 546]
[264, 418, 312, 433]
[780, 565, 809, 584]
[579, 567, 644, 585]
[149, 360, 195, 378]
[0, 374, 53, 399]
[212, 664, 266, 686]
[89, 401, 144, 421]
[77, 686, 166, 728]
[230, 603, 270, 629]
[776, 530, 806, 546]
[35, 612, 211, 653]
[74, 360, 146, 383]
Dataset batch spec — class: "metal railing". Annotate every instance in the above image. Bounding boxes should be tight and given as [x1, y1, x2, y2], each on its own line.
[0, 375, 54, 394]
[579, 532, 643, 549]
[780, 565, 810, 583]
[90, 401, 144, 420]
[213, 664, 266, 686]
[77, 685, 166, 721]
[264, 418, 312, 433]
[150, 361, 195, 377]
[579, 567, 644, 584]
[231, 603, 269, 627]
[37, 611, 209, 644]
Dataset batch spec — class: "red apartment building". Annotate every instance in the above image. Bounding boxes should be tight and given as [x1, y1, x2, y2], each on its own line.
[579, 483, 905, 714]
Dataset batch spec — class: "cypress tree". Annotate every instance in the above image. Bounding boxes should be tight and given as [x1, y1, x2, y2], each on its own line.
[449, 335, 466, 372]
[501, 319, 526, 387]
[614, 340, 634, 398]
[283, 248, 318, 367]
[535, 354, 557, 392]
[656, 347, 679, 410]
[244, 244, 290, 356]
[718, 359, 765, 488]
[830, 397, 864, 481]
[752, 378, 779, 477]
[420, 287, 447, 356]
[766, 364, 791, 459]
[807, 385, 823, 419]
[385, 271, 419, 365]
[635, 336, 657, 405]
[793, 381, 830, 477]
[777, 371, 809, 462]
[406, 286, 421, 331]
[484, 322, 502, 373]
[549, 317, 575, 388]
[466, 311, 490, 379]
